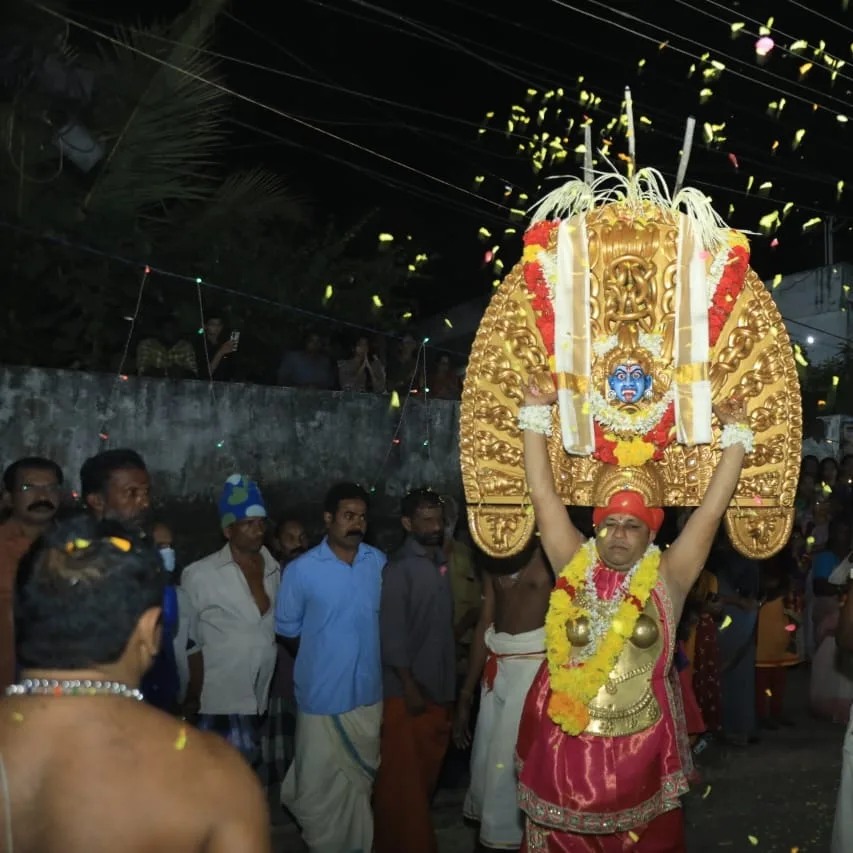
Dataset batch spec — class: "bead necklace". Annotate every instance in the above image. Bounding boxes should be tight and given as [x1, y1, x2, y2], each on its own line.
[5, 678, 143, 701]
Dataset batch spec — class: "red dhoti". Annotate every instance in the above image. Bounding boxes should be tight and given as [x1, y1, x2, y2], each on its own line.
[372, 696, 451, 853]
[517, 582, 691, 852]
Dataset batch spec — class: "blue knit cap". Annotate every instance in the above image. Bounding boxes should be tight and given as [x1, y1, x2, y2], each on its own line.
[218, 474, 267, 529]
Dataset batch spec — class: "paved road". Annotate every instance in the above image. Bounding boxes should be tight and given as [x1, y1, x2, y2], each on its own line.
[275, 667, 845, 852]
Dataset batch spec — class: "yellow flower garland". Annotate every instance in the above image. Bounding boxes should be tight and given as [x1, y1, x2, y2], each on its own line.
[545, 540, 661, 734]
[608, 434, 656, 467]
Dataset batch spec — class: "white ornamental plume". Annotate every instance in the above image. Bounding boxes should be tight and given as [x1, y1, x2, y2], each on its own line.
[528, 164, 730, 252]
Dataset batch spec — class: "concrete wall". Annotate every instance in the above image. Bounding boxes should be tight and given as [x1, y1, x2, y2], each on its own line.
[0, 365, 461, 559]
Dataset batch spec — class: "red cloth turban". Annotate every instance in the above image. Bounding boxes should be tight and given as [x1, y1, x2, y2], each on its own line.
[592, 489, 664, 533]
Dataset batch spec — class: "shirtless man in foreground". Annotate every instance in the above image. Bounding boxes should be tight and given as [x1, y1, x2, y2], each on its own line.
[0, 514, 270, 853]
[454, 541, 554, 852]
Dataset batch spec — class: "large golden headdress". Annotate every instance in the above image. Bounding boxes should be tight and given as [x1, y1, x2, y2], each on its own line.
[460, 165, 801, 560]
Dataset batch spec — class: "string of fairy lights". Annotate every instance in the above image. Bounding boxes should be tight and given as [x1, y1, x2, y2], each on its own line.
[17, 0, 853, 457]
[0, 219, 441, 478]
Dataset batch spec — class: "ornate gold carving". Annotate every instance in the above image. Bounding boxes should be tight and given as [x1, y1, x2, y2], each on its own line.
[590, 463, 665, 508]
[467, 503, 536, 555]
[479, 469, 526, 496]
[460, 209, 802, 560]
[724, 507, 795, 561]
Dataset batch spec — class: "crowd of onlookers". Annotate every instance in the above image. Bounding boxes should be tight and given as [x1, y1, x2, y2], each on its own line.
[134, 312, 465, 399]
[672, 449, 853, 769]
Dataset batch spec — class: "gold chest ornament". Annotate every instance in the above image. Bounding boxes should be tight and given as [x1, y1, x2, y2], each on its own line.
[565, 598, 663, 737]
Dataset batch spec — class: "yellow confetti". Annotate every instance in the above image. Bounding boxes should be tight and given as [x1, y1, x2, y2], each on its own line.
[174, 727, 188, 751]
[628, 831, 640, 842]
[378, 233, 394, 243]
[702, 784, 712, 798]
[721, 615, 733, 629]
[748, 836, 759, 846]
[389, 391, 401, 409]
[11, 712, 23, 723]
[372, 294, 384, 308]
[765, 688, 773, 696]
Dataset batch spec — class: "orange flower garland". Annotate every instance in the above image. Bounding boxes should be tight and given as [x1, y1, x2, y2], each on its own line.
[545, 540, 661, 735]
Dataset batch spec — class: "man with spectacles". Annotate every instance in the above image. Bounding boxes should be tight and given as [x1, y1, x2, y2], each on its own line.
[0, 456, 64, 689]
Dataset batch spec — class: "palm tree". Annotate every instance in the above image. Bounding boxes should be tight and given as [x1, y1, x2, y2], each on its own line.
[0, 1, 424, 375]
[0, 0, 306, 368]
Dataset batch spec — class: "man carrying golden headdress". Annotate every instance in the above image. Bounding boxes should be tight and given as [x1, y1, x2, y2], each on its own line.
[514, 378, 751, 852]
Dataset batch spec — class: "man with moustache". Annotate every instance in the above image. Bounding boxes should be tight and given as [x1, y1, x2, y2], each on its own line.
[276, 483, 385, 853]
[80, 449, 152, 531]
[181, 475, 280, 766]
[0, 456, 64, 689]
[260, 516, 310, 799]
[374, 489, 457, 853]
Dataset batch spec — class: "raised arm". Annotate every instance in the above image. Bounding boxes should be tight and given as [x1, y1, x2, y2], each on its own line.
[663, 397, 750, 597]
[521, 379, 584, 570]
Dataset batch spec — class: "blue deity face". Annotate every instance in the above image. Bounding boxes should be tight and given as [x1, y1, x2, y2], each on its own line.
[608, 362, 652, 404]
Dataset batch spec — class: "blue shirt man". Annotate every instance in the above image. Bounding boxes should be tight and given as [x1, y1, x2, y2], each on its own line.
[275, 483, 386, 853]
[276, 536, 385, 715]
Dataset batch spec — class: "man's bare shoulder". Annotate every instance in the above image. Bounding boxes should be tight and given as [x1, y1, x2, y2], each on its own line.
[0, 699, 271, 853]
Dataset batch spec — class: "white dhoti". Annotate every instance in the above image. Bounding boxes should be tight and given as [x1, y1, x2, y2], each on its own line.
[282, 702, 382, 853]
[464, 625, 546, 849]
[832, 706, 853, 852]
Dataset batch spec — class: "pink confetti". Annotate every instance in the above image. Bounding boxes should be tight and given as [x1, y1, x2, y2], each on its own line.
[754, 494, 763, 505]
[770, 238, 779, 248]
[755, 36, 775, 57]
[728, 153, 740, 170]
[699, 250, 710, 260]
[785, 623, 796, 632]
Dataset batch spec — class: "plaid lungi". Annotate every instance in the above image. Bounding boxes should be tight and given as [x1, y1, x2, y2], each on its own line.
[259, 696, 297, 790]
[197, 713, 262, 767]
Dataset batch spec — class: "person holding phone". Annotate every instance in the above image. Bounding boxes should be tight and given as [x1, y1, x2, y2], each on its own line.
[195, 314, 239, 381]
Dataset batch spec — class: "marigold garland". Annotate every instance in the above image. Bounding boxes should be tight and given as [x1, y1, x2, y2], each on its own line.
[522, 221, 558, 356]
[545, 540, 662, 735]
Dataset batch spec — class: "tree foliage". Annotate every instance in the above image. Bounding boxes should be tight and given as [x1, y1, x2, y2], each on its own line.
[0, 1, 426, 379]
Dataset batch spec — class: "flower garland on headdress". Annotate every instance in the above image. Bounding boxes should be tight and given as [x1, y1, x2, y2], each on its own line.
[545, 539, 661, 735]
[521, 222, 750, 465]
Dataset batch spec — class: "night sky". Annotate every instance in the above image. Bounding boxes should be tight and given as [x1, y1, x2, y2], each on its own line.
[69, 0, 853, 317]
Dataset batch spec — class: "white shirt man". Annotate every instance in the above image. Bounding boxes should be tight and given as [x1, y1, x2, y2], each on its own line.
[181, 474, 280, 766]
